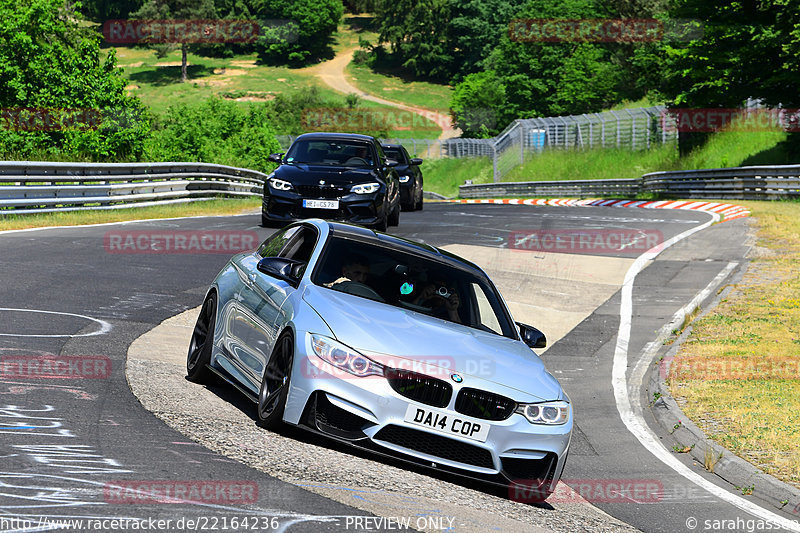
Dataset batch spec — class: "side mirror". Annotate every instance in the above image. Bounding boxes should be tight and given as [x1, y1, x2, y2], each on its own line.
[385, 159, 399, 167]
[517, 322, 546, 349]
[410, 158, 423, 165]
[268, 153, 284, 164]
[256, 257, 305, 286]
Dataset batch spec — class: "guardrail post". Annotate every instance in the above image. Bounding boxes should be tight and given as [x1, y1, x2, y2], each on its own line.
[492, 144, 499, 183]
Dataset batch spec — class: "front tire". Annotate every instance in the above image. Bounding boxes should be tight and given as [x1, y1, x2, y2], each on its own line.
[388, 202, 400, 227]
[187, 293, 217, 384]
[257, 331, 294, 430]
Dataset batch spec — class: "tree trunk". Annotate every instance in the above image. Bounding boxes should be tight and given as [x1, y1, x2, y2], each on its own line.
[181, 44, 188, 82]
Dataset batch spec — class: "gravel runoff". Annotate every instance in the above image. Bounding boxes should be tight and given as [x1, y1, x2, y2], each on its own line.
[127, 309, 640, 533]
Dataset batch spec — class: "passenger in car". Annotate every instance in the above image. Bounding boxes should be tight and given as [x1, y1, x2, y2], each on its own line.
[413, 281, 461, 323]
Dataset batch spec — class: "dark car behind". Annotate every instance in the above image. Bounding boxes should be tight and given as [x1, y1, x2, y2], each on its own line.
[382, 144, 423, 211]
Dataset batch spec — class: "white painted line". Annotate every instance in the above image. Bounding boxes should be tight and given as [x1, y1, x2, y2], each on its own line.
[0, 308, 112, 338]
[612, 214, 800, 530]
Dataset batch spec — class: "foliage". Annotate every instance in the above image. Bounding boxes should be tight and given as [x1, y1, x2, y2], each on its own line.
[447, 0, 525, 82]
[132, 0, 217, 82]
[449, 71, 507, 137]
[78, 0, 145, 21]
[145, 97, 281, 172]
[0, 0, 150, 159]
[375, 0, 452, 79]
[343, 0, 379, 14]
[253, 0, 343, 65]
[660, 0, 800, 154]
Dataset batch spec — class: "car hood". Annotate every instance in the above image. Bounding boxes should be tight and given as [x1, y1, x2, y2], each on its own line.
[302, 285, 562, 402]
[275, 163, 383, 185]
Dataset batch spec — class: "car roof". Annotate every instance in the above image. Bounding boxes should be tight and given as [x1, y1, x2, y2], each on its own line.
[315, 220, 484, 275]
[294, 132, 377, 142]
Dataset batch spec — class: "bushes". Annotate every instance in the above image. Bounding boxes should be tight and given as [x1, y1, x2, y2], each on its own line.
[146, 98, 281, 173]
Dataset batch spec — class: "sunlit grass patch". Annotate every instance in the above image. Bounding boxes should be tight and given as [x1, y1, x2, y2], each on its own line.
[0, 197, 260, 231]
[670, 200, 800, 488]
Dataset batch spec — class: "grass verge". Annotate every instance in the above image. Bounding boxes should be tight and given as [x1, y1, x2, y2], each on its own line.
[669, 200, 800, 489]
[0, 197, 261, 232]
[422, 157, 493, 198]
[346, 62, 453, 113]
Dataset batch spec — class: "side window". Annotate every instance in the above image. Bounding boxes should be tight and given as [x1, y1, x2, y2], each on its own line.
[279, 225, 318, 263]
[374, 142, 386, 165]
[257, 226, 301, 258]
[470, 282, 503, 335]
[401, 147, 411, 164]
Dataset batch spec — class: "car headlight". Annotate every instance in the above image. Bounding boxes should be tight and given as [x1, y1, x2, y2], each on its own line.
[516, 401, 570, 425]
[398, 175, 410, 183]
[351, 182, 380, 194]
[310, 334, 383, 377]
[269, 177, 293, 191]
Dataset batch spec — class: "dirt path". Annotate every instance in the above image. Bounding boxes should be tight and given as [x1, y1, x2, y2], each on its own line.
[309, 47, 460, 142]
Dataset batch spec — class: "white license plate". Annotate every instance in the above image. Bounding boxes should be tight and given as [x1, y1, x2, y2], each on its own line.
[303, 199, 339, 209]
[403, 404, 490, 443]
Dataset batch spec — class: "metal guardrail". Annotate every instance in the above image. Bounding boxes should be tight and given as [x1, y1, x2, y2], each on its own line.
[460, 179, 640, 199]
[641, 166, 800, 199]
[459, 165, 800, 200]
[0, 161, 267, 214]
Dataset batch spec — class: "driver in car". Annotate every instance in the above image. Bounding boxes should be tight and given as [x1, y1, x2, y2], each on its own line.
[346, 146, 373, 166]
[327, 256, 370, 287]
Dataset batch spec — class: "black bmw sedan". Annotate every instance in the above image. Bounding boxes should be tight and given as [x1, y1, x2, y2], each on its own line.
[262, 133, 401, 231]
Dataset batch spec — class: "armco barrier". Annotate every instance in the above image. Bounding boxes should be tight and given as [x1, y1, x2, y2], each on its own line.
[459, 164, 800, 200]
[0, 161, 267, 214]
[460, 178, 640, 199]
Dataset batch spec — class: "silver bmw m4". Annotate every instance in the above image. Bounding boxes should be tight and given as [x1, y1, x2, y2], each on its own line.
[187, 219, 571, 497]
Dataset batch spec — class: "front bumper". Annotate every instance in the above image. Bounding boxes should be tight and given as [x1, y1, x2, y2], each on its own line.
[263, 188, 387, 227]
[399, 181, 415, 205]
[283, 334, 572, 491]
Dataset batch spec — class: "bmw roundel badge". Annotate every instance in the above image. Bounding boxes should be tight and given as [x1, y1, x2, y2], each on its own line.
[451, 373, 463, 383]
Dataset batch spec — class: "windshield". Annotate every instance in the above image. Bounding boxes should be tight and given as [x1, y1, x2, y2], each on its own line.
[312, 237, 516, 338]
[285, 140, 375, 167]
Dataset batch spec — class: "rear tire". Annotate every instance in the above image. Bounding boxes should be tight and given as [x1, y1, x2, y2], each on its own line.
[187, 293, 217, 384]
[257, 331, 294, 430]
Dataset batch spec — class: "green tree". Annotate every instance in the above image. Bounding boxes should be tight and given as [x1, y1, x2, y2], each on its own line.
[450, 71, 507, 137]
[79, 0, 145, 21]
[661, 0, 800, 153]
[447, 0, 525, 81]
[0, 0, 150, 159]
[478, 0, 624, 122]
[375, 0, 452, 79]
[252, 0, 343, 65]
[132, 0, 217, 82]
